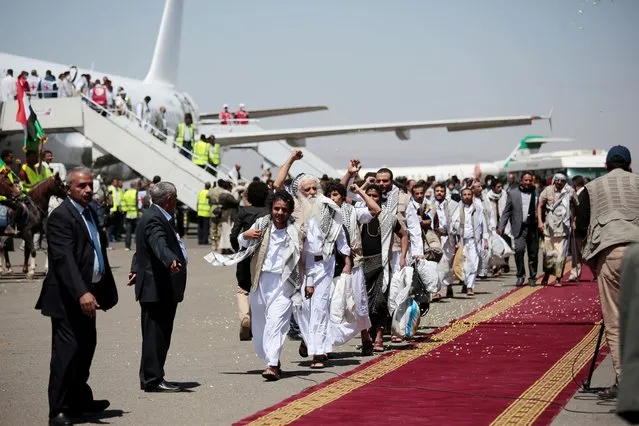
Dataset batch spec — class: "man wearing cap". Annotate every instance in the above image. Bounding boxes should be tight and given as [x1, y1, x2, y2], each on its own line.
[580, 145, 639, 400]
[234, 104, 249, 125]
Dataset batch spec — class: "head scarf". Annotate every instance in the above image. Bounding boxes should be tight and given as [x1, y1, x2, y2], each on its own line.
[553, 173, 567, 183]
[290, 173, 321, 198]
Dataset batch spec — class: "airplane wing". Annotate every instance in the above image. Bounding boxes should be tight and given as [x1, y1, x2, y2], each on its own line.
[213, 114, 548, 147]
[199, 105, 328, 120]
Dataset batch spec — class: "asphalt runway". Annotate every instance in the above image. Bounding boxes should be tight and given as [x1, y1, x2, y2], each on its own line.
[0, 236, 621, 425]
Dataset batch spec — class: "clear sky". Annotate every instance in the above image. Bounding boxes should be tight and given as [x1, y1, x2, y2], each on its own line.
[1, 0, 638, 175]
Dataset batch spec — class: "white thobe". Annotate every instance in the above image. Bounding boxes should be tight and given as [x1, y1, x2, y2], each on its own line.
[296, 216, 351, 357]
[1, 75, 16, 101]
[452, 204, 488, 289]
[435, 199, 458, 287]
[238, 225, 293, 367]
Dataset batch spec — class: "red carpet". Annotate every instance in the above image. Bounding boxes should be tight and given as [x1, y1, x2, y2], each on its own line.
[237, 269, 608, 426]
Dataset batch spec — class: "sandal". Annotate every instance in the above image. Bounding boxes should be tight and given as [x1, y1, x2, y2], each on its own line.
[310, 356, 325, 369]
[373, 340, 384, 352]
[391, 336, 403, 343]
[262, 365, 281, 381]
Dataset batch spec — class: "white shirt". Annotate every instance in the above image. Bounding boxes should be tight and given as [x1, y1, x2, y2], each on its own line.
[261, 225, 288, 273]
[407, 199, 424, 257]
[68, 198, 103, 284]
[462, 205, 475, 240]
[1, 75, 16, 102]
[521, 192, 532, 223]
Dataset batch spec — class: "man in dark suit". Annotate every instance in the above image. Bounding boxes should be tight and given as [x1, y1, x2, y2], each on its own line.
[498, 170, 539, 286]
[570, 175, 589, 281]
[36, 167, 118, 426]
[128, 181, 188, 392]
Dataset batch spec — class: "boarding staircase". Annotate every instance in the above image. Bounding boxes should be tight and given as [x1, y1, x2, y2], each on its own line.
[0, 97, 233, 211]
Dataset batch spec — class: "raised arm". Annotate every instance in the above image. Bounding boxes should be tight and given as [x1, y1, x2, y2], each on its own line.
[273, 149, 303, 191]
[350, 183, 382, 216]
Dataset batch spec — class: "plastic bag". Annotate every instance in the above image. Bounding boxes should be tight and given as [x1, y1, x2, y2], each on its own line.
[490, 233, 514, 257]
[415, 259, 441, 294]
[389, 267, 420, 338]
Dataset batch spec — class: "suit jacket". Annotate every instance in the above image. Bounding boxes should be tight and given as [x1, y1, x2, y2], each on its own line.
[498, 187, 537, 238]
[36, 197, 118, 318]
[131, 205, 187, 303]
[574, 188, 589, 240]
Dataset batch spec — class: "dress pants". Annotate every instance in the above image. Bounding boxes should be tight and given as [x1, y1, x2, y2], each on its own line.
[514, 225, 538, 280]
[48, 306, 97, 418]
[139, 301, 178, 387]
[197, 216, 210, 245]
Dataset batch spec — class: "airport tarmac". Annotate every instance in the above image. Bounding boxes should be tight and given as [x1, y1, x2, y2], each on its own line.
[0, 235, 623, 425]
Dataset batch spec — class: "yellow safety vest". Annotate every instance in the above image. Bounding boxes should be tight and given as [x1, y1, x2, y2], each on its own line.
[197, 189, 211, 217]
[192, 140, 210, 166]
[0, 167, 14, 201]
[210, 143, 221, 166]
[121, 189, 138, 219]
[108, 185, 124, 213]
[175, 123, 196, 147]
[21, 164, 47, 191]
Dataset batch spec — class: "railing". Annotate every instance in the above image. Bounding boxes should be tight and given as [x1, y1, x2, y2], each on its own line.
[199, 118, 261, 125]
[80, 94, 235, 182]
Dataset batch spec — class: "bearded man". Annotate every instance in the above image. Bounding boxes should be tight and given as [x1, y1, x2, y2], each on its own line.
[274, 150, 352, 369]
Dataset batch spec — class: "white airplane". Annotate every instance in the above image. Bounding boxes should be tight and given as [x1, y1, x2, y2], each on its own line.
[354, 136, 576, 181]
[0, 0, 550, 180]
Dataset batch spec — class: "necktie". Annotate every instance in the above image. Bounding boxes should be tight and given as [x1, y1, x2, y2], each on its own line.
[82, 208, 105, 275]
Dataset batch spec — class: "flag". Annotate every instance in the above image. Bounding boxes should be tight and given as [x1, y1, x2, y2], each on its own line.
[15, 77, 47, 153]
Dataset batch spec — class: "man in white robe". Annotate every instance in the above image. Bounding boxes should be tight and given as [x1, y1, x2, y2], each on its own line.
[432, 182, 459, 298]
[204, 190, 304, 381]
[273, 150, 351, 368]
[451, 188, 488, 296]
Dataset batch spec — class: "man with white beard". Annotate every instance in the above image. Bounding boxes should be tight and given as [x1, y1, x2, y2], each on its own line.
[274, 150, 351, 369]
[431, 182, 459, 299]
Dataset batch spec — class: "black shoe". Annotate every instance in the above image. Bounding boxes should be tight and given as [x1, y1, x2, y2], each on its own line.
[68, 399, 110, 415]
[49, 413, 73, 425]
[446, 286, 454, 298]
[528, 278, 537, 286]
[515, 277, 525, 287]
[298, 341, 308, 358]
[144, 380, 182, 393]
[461, 284, 467, 294]
[597, 384, 618, 400]
[502, 265, 510, 274]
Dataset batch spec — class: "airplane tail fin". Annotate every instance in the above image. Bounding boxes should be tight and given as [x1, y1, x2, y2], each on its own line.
[502, 134, 574, 169]
[143, 0, 183, 87]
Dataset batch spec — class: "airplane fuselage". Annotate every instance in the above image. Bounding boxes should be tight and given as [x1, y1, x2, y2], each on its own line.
[1, 52, 198, 176]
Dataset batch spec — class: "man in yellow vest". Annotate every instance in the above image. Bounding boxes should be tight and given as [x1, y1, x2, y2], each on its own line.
[207, 135, 221, 177]
[0, 150, 23, 235]
[18, 150, 48, 192]
[197, 182, 212, 245]
[192, 135, 210, 171]
[121, 181, 139, 250]
[174, 113, 196, 160]
[107, 178, 124, 242]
